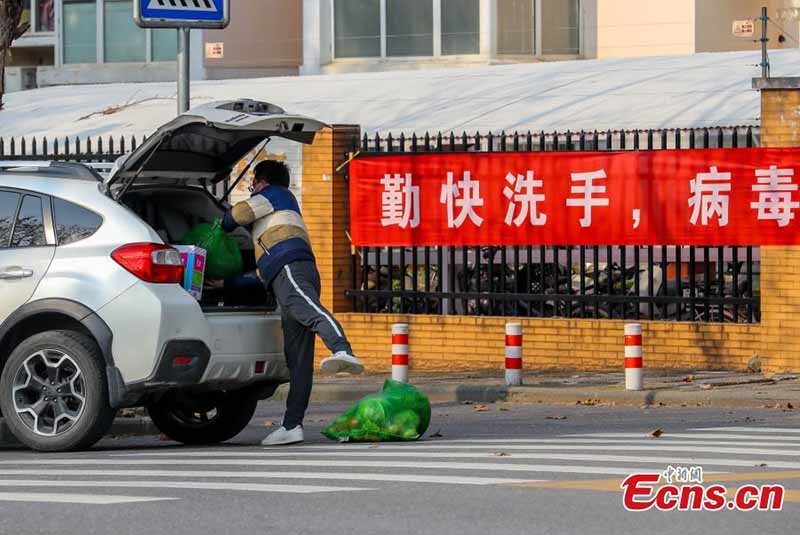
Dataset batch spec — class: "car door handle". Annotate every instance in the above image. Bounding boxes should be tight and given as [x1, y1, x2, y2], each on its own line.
[0, 268, 34, 280]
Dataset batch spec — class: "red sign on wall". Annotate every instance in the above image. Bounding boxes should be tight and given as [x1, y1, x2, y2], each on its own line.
[348, 148, 800, 246]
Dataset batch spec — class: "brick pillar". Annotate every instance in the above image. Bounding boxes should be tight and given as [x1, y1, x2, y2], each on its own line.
[301, 125, 361, 314]
[754, 78, 800, 371]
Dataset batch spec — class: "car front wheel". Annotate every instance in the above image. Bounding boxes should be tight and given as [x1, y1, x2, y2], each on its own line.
[147, 390, 258, 445]
[0, 330, 116, 452]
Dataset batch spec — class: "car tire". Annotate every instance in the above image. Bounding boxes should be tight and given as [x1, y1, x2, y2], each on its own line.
[147, 391, 258, 445]
[0, 330, 116, 452]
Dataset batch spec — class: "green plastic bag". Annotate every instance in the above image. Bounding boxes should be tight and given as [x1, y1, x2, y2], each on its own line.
[322, 379, 431, 442]
[181, 219, 243, 280]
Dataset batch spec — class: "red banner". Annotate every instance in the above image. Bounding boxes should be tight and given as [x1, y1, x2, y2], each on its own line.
[349, 147, 800, 246]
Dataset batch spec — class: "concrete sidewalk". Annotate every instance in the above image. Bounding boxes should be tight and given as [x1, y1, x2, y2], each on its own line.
[2, 369, 799, 446]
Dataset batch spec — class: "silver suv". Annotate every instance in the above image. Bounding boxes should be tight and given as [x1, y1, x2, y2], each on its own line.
[0, 100, 324, 451]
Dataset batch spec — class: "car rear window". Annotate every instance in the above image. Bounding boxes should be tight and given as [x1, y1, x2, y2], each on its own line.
[10, 195, 46, 248]
[53, 197, 103, 245]
[0, 191, 20, 248]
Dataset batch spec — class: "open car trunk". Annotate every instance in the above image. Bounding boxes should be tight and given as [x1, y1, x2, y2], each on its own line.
[121, 185, 273, 311]
[109, 99, 326, 311]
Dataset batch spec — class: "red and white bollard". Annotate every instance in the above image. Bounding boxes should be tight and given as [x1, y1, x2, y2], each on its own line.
[391, 323, 409, 383]
[624, 323, 643, 391]
[505, 323, 523, 386]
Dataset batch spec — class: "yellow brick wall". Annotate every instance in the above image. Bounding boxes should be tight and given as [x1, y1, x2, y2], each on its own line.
[760, 88, 800, 372]
[332, 314, 759, 372]
[301, 126, 360, 314]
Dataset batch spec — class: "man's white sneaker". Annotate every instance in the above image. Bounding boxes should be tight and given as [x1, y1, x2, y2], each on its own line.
[320, 351, 365, 375]
[261, 425, 304, 446]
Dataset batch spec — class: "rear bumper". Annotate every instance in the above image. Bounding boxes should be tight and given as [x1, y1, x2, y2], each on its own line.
[127, 341, 289, 395]
[201, 352, 289, 385]
[126, 340, 211, 393]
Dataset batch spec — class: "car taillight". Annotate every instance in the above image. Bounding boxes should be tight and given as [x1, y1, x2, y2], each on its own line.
[111, 243, 184, 284]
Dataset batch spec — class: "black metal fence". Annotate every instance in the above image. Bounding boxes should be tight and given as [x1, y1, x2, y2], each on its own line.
[0, 135, 140, 162]
[346, 127, 761, 323]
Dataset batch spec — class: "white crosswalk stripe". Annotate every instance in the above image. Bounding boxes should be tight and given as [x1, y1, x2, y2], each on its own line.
[692, 427, 800, 434]
[0, 480, 372, 494]
[2, 425, 799, 505]
[565, 432, 800, 442]
[0, 492, 177, 505]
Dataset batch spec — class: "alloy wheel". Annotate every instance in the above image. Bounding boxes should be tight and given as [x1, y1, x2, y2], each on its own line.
[11, 350, 86, 437]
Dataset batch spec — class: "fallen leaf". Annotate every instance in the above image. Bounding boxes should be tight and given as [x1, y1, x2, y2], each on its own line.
[494, 452, 511, 457]
[788, 403, 795, 410]
[682, 375, 694, 383]
[747, 354, 762, 373]
[263, 420, 275, 427]
[461, 401, 475, 405]
[577, 399, 599, 406]
[497, 407, 510, 412]
[473, 404, 489, 412]
[545, 415, 567, 420]
[756, 463, 768, 468]
[429, 429, 443, 438]
[650, 428, 664, 438]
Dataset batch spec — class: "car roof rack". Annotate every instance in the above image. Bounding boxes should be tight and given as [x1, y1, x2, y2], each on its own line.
[0, 160, 112, 181]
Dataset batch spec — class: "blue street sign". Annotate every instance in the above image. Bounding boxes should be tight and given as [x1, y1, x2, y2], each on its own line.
[134, 0, 230, 29]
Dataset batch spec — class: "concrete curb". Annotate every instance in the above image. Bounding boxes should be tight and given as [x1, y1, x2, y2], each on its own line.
[277, 381, 800, 408]
[2, 380, 797, 446]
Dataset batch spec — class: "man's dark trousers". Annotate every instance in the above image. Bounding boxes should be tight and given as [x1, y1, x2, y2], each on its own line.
[270, 260, 353, 429]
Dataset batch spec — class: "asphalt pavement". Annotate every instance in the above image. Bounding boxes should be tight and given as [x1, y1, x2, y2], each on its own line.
[0, 401, 799, 535]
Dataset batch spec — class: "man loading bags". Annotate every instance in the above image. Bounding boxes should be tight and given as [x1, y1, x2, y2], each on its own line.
[220, 160, 364, 446]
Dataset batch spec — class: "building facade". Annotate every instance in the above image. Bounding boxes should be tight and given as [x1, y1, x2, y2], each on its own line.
[5, 0, 800, 90]
[209, 0, 800, 77]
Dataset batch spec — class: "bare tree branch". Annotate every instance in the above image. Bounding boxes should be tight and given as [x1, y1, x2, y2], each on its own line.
[0, 0, 31, 109]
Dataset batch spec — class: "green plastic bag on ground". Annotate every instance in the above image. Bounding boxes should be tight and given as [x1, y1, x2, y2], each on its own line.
[181, 219, 243, 280]
[322, 379, 431, 442]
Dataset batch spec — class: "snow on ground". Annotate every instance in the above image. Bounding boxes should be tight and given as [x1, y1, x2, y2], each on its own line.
[1, 49, 799, 140]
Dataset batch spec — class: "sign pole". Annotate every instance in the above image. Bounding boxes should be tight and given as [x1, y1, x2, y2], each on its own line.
[177, 27, 191, 114]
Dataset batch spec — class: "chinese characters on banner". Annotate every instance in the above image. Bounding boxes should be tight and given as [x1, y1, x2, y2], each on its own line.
[348, 148, 800, 246]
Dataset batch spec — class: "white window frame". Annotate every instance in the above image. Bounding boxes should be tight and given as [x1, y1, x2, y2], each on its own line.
[56, 0, 177, 66]
[330, 0, 482, 60]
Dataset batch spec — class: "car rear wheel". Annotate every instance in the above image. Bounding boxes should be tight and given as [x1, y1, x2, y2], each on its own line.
[0, 330, 116, 452]
[147, 390, 258, 445]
